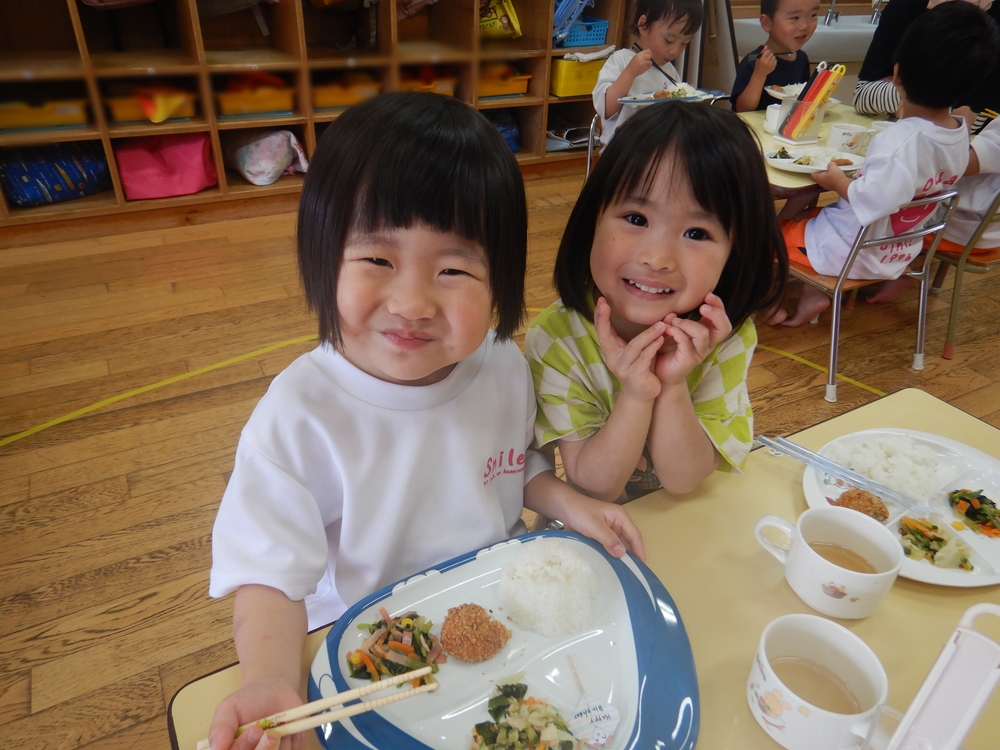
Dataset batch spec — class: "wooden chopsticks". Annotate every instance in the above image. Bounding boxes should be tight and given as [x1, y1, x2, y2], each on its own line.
[630, 43, 679, 85]
[195, 666, 436, 750]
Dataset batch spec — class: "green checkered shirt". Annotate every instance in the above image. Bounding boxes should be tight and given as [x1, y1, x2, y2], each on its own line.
[524, 299, 756, 474]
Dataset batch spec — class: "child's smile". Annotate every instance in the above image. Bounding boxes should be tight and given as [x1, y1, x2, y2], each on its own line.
[336, 225, 494, 385]
[762, 0, 820, 55]
[589, 160, 731, 342]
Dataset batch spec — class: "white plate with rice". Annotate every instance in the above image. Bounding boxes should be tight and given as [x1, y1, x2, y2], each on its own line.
[308, 531, 700, 750]
[802, 428, 1000, 587]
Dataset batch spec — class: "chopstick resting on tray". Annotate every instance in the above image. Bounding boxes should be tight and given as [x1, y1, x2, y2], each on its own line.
[758, 435, 939, 519]
[631, 43, 679, 85]
[195, 666, 436, 750]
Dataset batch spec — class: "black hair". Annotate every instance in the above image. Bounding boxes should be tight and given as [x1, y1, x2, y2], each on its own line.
[760, 0, 778, 18]
[553, 102, 787, 331]
[297, 91, 527, 345]
[630, 0, 704, 36]
[894, 0, 1000, 109]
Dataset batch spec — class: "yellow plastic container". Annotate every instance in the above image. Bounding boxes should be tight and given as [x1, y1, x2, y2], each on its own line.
[397, 78, 457, 97]
[312, 80, 382, 108]
[478, 74, 532, 98]
[106, 93, 196, 123]
[0, 99, 89, 129]
[549, 58, 604, 97]
[214, 87, 295, 116]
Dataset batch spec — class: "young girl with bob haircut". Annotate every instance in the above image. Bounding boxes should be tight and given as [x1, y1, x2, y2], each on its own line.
[526, 102, 787, 504]
[207, 92, 644, 750]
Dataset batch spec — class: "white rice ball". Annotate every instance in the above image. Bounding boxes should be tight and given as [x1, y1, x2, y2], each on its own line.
[498, 538, 600, 637]
[825, 435, 940, 504]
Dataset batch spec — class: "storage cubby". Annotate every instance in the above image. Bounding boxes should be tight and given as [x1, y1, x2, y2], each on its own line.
[1, 0, 627, 228]
[220, 122, 308, 194]
[80, 0, 200, 75]
[198, 0, 302, 69]
[211, 70, 302, 124]
[477, 56, 546, 106]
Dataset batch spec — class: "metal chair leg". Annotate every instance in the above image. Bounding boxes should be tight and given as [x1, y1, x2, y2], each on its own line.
[931, 261, 949, 293]
[913, 257, 932, 370]
[943, 257, 969, 360]
[826, 288, 843, 403]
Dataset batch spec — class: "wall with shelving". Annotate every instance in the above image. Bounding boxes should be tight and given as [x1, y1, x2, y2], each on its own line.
[0, 0, 625, 229]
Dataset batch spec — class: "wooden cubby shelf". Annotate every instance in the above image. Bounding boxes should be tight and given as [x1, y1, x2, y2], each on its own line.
[0, 0, 625, 228]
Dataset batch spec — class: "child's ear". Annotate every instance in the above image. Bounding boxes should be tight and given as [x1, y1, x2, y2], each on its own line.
[636, 13, 648, 32]
[760, 14, 772, 33]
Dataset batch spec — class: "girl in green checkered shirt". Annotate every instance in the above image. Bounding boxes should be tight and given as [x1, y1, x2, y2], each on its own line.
[526, 103, 788, 502]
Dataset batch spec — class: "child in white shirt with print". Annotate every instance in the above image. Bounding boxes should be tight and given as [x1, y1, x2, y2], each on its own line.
[593, 0, 703, 148]
[769, 1, 999, 326]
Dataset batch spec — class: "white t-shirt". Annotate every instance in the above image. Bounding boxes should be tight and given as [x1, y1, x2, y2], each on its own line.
[209, 336, 549, 630]
[943, 117, 1000, 249]
[804, 117, 970, 279]
[593, 49, 682, 147]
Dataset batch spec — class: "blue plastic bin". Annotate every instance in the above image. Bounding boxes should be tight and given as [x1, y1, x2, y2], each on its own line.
[562, 16, 609, 47]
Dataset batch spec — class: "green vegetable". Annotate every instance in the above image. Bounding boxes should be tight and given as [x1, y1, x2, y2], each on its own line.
[470, 683, 577, 750]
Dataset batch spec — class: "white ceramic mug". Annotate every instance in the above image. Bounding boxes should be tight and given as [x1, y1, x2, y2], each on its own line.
[754, 506, 903, 619]
[827, 123, 869, 154]
[747, 614, 889, 750]
[764, 103, 781, 133]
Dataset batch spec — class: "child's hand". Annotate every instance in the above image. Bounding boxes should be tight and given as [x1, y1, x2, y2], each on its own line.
[559, 492, 646, 562]
[625, 49, 654, 78]
[654, 293, 733, 386]
[812, 162, 852, 196]
[594, 296, 665, 403]
[754, 47, 778, 76]
[209, 679, 306, 750]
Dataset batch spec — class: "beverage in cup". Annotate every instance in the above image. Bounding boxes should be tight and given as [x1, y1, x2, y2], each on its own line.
[748, 613, 889, 750]
[754, 506, 903, 618]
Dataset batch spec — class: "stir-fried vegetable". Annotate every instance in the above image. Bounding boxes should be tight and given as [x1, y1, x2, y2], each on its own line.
[899, 516, 973, 571]
[346, 607, 445, 684]
[470, 683, 578, 750]
[949, 489, 1000, 538]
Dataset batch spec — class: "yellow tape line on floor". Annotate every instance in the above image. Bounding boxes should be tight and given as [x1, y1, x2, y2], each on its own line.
[756, 344, 887, 397]
[0, 334, 318, 449]
[0, 333, 884, 450]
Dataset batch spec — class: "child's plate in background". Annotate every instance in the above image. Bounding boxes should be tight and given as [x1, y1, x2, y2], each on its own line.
[618, 88, 725, 105]
[765, 148, 862, 174]
[307, 530, 699, 750]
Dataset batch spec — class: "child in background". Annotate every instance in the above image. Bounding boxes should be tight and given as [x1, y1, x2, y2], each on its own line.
[768, 1, 999, 326]
[592, 0, 703, 147]
[937, 116, 1000, 255]
[732, 0, 819, 112]
[207, 93, 644, 750]
[525, 103, 787, 504]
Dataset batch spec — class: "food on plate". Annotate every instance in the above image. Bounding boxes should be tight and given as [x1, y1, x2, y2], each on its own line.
[470, 682, 577, 750]
[440, 603, 511, 662]
[948, 489, 1000, 537]
[830, 157, 853, 167]
[831, 488, 889, 522]
[498, 538, 600, 637]
[825, 435, 939, 505]
[652, 89, 671, 99]
[898, 516, 973, 571]
[774, 147, 792, 159]
[792, 155, 815, 166]
[770, 85, 786, 93]
[346, 607, 445, 682]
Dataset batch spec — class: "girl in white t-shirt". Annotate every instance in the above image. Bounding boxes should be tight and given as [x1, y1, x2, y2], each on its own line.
[593, 0, 704, 147]
[206, 93, 644, 750]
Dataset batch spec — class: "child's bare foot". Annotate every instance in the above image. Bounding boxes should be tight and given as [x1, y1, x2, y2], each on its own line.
[865, 276, 916, 303]
[766, 307, 789, 325]
[781, 286, 830, 326]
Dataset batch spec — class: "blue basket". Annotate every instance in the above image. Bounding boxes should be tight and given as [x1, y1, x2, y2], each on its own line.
[562, 15, 609, 47]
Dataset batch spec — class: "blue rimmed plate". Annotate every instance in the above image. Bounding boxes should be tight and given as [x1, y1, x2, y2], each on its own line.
[618, 89, 726, 105]
[307, 530, 699, 749]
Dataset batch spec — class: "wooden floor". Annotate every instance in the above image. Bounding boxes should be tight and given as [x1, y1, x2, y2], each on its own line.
[2, 173, 1000, 750]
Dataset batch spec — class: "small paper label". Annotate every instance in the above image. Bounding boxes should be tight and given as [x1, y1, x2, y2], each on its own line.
[569, 695, 620, 748]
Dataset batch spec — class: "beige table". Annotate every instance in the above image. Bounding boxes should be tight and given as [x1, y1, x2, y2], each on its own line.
[739, 106, 883, 200]
[170, 389, 1000, 750]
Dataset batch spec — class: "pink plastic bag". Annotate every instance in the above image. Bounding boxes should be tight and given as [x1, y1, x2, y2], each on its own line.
[115, 133, 218, 200]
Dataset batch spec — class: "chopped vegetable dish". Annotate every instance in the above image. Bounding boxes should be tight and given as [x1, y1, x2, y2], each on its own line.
[346, 607, 445, 684]
[899, 516, 973, 571]
[471, 683, 578, 750]
[948, 489, 1000, 538]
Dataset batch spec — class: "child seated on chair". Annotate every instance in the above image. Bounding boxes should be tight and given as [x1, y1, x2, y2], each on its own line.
[938, 116, 1000, 255]
[768, 1, 999, 327]
[592, 0, 703, 148]
[732, 0, 820, 113]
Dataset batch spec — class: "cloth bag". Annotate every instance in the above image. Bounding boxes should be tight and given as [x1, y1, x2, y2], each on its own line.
[221, 128, 308, 186]
[114, 132, 217, 200]
[0, 141, 112, 208]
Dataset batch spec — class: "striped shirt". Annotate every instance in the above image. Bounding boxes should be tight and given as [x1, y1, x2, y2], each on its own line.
[524, 298, 757, 479]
